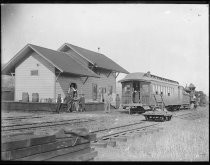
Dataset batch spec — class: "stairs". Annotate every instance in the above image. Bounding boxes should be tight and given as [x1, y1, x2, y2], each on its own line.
[153, 94, 165, 110]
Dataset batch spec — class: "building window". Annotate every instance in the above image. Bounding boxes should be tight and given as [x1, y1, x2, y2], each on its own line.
[31, 70, 38, 76]
[92, 84, 97, 100]
[108, 86, 113, 94]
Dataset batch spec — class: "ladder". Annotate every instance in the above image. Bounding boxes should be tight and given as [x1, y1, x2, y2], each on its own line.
[153, 94, 165, 110]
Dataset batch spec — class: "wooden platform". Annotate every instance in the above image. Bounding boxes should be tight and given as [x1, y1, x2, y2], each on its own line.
[1, 101, 105, 112]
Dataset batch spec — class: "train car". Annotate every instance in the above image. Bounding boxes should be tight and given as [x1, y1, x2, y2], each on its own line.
[118, 71, 191, 113]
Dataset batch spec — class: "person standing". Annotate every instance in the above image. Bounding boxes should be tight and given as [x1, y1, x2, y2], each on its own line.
[104, 91, 113, 113]
[115, 94, 120, 109]
[55, 94, 62, 113]
[79, 94, 86, 112]
[66, 84, 75, 112]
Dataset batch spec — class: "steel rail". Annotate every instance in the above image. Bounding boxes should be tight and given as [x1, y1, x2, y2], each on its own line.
[2, 119, 95, 132]
[2, 118, 94, 128]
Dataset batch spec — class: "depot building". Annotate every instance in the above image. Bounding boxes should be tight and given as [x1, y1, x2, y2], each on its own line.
[2, 43, 129, 102]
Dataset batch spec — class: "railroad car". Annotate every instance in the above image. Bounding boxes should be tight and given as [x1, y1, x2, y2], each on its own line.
[118, 71, 193, 113]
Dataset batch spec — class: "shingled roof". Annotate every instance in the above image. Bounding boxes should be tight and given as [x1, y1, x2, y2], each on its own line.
[58, 43, 129, 74]
[2, 44, 100, 78]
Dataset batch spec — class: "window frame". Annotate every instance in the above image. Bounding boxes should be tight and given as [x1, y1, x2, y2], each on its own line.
[31, 70, 39, 76]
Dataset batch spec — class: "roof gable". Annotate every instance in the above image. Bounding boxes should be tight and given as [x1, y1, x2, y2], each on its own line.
[2, 44, 99, 78]
[58, 43, 129, 74]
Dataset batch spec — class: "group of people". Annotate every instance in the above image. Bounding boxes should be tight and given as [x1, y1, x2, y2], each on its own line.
[55, 84, 85, 113]
[56, 83, 121, 113]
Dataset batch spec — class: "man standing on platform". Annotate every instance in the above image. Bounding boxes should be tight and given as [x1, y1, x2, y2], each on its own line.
[104, 91, 113, 113]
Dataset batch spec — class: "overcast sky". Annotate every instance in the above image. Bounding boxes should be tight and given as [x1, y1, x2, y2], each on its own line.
[1, 4, 209, 95]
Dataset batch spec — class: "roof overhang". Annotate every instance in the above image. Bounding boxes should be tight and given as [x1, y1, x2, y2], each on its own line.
[118, 78, 151, 83]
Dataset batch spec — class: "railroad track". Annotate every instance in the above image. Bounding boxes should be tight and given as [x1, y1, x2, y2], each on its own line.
[91, 110, 205, 146]
[2, 115, 43, 121]
[98, 123, 161, 141]
[2, 118, 95, 132]
[91, 122, 164, 148]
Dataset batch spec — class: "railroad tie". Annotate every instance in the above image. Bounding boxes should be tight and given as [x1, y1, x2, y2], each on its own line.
[91, 141, 107, 148]
[110, 136, 127, 142]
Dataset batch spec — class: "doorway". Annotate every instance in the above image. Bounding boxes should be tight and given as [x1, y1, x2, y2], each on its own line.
[133, 81, 140, 103]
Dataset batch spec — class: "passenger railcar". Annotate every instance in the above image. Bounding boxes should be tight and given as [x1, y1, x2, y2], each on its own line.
[118, 71, 192, 112]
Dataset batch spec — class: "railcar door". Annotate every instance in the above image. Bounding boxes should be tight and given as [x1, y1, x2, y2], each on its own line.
[140, 82, 150, 105]
[133, 81, 140, 103]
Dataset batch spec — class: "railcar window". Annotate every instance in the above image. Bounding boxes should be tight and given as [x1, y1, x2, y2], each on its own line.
[168, 93, 170, 96]
[152, 84, 155, 93]
[163, 86, 165, 95]
[123, 84, 131, 94]
[158, 85, 161, 94]
[142, 84, 149, 93]
[160, 86, 162, 93]
[155, 85, 158, 93]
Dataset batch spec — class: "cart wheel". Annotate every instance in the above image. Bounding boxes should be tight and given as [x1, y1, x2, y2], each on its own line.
[160, 116, 165, 122]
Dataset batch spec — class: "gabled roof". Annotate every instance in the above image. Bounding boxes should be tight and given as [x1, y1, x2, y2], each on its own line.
[118, 72, 179, 85]
[2, 44, 100, 78]
[58, 43, 129, 74]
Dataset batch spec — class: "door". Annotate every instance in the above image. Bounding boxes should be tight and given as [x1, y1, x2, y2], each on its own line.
[133, 81, 140, 103]
[140, 82, 150, 105]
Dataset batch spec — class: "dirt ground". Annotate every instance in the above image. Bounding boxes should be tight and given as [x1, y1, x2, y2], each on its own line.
[1, 106, 209, 161]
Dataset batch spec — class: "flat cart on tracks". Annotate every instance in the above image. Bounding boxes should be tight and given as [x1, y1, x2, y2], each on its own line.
[143, 110, 172, 122]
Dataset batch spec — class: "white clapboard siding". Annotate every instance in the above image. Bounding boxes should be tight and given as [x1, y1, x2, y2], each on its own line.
[15, 52, 55, 101]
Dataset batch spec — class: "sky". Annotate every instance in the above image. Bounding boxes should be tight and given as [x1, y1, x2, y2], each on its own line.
[1, 4, 209, 95]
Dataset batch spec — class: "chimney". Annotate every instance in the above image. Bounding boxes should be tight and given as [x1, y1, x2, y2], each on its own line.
[98, 47, 100, 53]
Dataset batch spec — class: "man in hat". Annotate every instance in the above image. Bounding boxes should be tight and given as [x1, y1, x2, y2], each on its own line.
[78, 94, 86, 112]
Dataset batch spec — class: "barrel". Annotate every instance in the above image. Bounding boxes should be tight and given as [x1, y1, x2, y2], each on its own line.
[32, 93, 39, 102]
[22, 92, 29, 102]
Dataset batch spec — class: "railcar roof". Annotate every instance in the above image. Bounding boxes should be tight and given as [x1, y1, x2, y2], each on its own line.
[118, 72, 179, 85]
